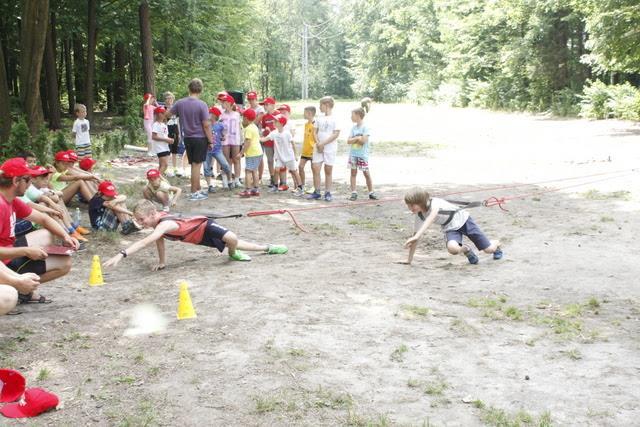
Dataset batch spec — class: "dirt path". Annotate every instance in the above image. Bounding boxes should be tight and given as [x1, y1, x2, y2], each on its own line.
[1, 106, 639, 426]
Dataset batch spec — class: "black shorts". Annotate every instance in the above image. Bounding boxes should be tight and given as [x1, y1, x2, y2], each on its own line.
[7, 235, 46, 275]
[168, 125, 180, 154]
[199, 220, 229, 252]
[183, 137, 208, 164]
[300, 155, 312, 161]
[157, 151, 170, 158]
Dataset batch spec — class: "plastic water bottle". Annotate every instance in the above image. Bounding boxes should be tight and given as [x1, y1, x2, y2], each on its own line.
[74, 208, 81, 226]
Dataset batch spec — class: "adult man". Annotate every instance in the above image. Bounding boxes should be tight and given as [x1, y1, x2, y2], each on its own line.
[0, 158, 79, 310]
[169, 78, 213, 201]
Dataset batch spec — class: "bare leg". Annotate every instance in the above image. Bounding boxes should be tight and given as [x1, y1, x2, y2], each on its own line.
[363, 170, 373, 192]
[24, 229, 72, 283]
[324, 164, 333, 192]
[312, 162, 322, 191]
[298, 159, 307, 186]
[159, 156, 169, 175]
[230, 146, 241, 183]
[0, 285, 18, 315]
[350, 169, 357, 192]
[289, 170, 302, 188]
[482, 240, 501, 254]
[190, 162, 202, 193]
[446, 240, 467, 256]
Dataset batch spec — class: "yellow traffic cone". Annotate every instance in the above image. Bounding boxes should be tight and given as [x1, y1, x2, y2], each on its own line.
[177, 281, 196, 320]
[89, 255, 104, 286]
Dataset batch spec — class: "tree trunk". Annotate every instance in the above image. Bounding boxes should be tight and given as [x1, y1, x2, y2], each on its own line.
[139, 0, 155, 94]
[114, 41, 126, 114]
[73, 33, 85, 103]
[19, 0, 50, 136]
[64, 38, 75, 114]
[44, 13, 61, 129]
[103, 43, 114, 112]
[85, 0, 98, 121]
[0, 38, 11, 145]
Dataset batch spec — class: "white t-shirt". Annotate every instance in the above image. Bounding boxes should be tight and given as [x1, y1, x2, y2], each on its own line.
[73, 119, 91, 147]
[414, 197, 470, 232]
[268, 129, 295, 163]
[151, 121, 170, 154]
[315, 114, 339, 152]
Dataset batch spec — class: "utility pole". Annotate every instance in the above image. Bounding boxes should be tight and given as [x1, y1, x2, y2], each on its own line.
[301, 22, 309, 100]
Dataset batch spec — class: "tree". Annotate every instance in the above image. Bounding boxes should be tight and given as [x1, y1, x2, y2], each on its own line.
[85, 0, 98, 120]
[0, 38, 11, 144]
[139, 0, 154, 94]
[44, 12, 62, 130]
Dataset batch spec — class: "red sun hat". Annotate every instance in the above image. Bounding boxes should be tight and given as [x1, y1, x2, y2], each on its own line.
[277, 104, 291, 113]
[146, 168, 161, 180]
[216, 91, 229, 101]
[154, 106, 166, 114]
[277, 116, 288, 126]
[0, 387, 59, 418]
[242, 109, 257, 121]
[0, 369, 26, 403]
[54, 151, 73, 163]
[30, 166, 51, 177]
[209, 106, 222, 117]
[0, 158, 39, 179]
[260, 97, 276, 105]
[65, 150, 79, 162]
[79, 158, 97, 171]
[98, 181, 118, 197]
[246, 91, 258, 100]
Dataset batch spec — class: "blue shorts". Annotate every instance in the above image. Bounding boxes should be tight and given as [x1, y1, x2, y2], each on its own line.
[444, 217, 491, 251]
[199, 220, 229, 252]
[245, 155, 262, 171]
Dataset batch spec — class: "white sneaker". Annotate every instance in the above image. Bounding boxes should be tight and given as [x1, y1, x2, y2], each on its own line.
[188, 192, 208, 201]
[165, 171, 174, 178]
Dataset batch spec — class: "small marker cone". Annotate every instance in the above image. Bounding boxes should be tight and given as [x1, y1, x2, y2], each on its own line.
[89, 255, 104, 286]
[177, 281, 196, 320]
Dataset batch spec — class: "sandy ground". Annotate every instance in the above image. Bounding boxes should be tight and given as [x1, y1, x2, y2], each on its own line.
[1, 104, 640, 426]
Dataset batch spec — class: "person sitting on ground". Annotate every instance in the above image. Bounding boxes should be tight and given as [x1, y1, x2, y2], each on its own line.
[79, 157, 97, 173]
[103, 199, 288, 269]
[0, 158, 80, 305]
[400, 187, 503, 265]
[89, 181, 139, 235]
[143, 169, 182, 212]
[64, 150, 100, 195]
[50, 151, 97, 204]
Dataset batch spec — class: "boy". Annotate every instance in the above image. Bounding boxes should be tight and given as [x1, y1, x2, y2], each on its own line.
[220, 94, 242, 188]
[259, 97, 277, 188]
[307, 96, 340, 201]
[151, 106, 173, 175]
[89, 181, 139, 235]
[72, 104, 91, 159]
[103, 199, 288, 269]
[79, 157, 97, 172]
[401, 188, 503, 265]
[261, 117, 303, 196]
[246, 91, 265, 124]
[143, 169, 182, 212]
[347, 107, 378, 201]
[298, 106, 316, 192]
[236, 109, 263, 197]
[204, 106, 232, 192]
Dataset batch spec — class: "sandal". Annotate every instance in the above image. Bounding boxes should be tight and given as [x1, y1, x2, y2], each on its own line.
[18, 293, 53, 304]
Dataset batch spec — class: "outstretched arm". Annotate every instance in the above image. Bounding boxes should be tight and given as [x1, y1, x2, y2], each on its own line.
[404, 208, 438, 248]
[104, 221, 176, 268]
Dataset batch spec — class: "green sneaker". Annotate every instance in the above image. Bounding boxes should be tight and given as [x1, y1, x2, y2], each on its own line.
[229, 250, 252, 261]
[266, 244, 288, 255]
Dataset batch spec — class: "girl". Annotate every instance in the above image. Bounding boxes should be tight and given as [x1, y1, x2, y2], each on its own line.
[142, 93, 158, 153]
[50, 151, 97, 204]
[401, 188, 503, 265]
[220, 95, 243, 187]
[151, 106, 173, 175]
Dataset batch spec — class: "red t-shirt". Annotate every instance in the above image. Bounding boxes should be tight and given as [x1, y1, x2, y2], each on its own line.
[260, 114, 276, 147]
[0, 194, 33, 263]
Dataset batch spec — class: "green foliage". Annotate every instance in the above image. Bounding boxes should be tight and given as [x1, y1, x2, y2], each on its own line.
[51, 131, 71, 154]
[3, 117, 31, 159]
[580, 80, 640, 120]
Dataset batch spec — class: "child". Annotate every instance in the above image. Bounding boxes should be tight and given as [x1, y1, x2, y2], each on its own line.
[63, 150, 100, 196]
[276, 104, 295, 138]
[89, 181, 139, 235]
[103, 199, 288, 269]
[246, 91, 265, 123]
[143, 169, 182, 212]
[259, 97, 277, 188]
[307, 96, 340, 201]
[204, 106, 232, 192]
[50, 151, 97, 204]
[164, 92, 183, 177]
[262, 117, 303, 196]
[220, 94, 243, 188]
[347, 107, 378, 201]
[236, 109, 263, 197]
[151, 106, 173, 175]
[142, 93, 157, 152]
[72, 104, 91, 159]
[79, 157, 97, 172]
[298, 106, 316, 192]
[401, 188, 503, 265]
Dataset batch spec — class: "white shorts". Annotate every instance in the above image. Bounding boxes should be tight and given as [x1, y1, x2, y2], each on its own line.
[275, 158, 298, 171]
[312, 145, 337, 166]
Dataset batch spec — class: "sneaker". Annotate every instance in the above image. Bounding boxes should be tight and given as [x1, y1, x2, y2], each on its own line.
[228, 182, 236, 189]
[266, 244, 288, 255]
[493, 247, 503, 260]
[369, 192, 379, 200]
[238, 190, 252, 198]
[349, 192, 358, 201]
[293, 188, 304, 197]
[466, 249, 479, 265]
[229, 250, 251, 261]
[278, 185, 289, 192]
[75, 226, 91, 235]
[165, 171, 174, 178]
[216, 173, 223, 181]
[304, 186, 315, 194]
[324, 192, 333, 202]
[175, 170, 183, 177]
[121, 220, 141, 235]
[250, 189, 260, 197]
[188, 192, 208, 201]
[208, 185, 217, 194]
[306, 191, 321, 200]
[269, 186, 279, 193]
[71, 231, 88, 243]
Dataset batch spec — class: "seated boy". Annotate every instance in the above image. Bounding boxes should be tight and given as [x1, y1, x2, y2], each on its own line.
[104, 199, 288, 269]
[89, 181, 139, 235]
[142, 169, 181, 212]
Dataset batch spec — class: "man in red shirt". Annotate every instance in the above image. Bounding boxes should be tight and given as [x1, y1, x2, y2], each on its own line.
[0, 158, 79, 311]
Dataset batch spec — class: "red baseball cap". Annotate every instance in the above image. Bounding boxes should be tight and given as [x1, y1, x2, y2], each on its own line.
[0, 369, 26, 403]
[143, 93, 153, 101]
[66, 150, 79, 162]
[79, 158, 97, 171]
[0, 158, 39, 178]
[209, 106, 222, 117]
[277, 116, 288, 126]
[98, 181, 118, 197]
[154, 106, 166, 114]
[54, 151, 72, 162]
[247, 91, 258, 100]
[216, 91, 229, 101]
[260, 97, 276, 105]
[242, 109, 257, 121]
[222, 94, 235, 104]
[146, 168, 161, 179]
[30, 166, 51, 177]
[0, 387, 59, 418]
[277, 104, 291, 113]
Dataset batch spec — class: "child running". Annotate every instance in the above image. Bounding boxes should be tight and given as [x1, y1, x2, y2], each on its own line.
[103, 199, 288, 269]
[143, 169, 182, 212]
[347, 107, 378, 201]
[401, 188, 503, 265]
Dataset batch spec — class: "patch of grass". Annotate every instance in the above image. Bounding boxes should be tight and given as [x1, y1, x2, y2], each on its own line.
[117, 399, 156, 427]
[311, 222, 341, 236]
[287, 348, 305, 357]
[600, 216, 614, 222]
[346, 408, 392, 426]
[347, 217, 381, 229]
[562, 303, 584, 317]
[400, 304, 430, 318]
[390, 344, 408, 362]
[341, 140, 443, 157]
[114, 376, 136, 385]
[582, 189, 631, 201]
[312, 386, 353, 409]
[564, 348, 582, 360]
[134, 353, 145, 364]
[254, 396, 293, 414]
[449, 318, 478, 336]
[93, 230, 121, 244]
[472, 399, 486, 409]
[587, 297, 601, 309]
[147, 366, 160, 377]
[479, 405, 551, 426]
[407, 378, 421, 388]
[424, 381, 448, 396]
[37, 368, 51, 381]
[505, 306, 523, 321]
